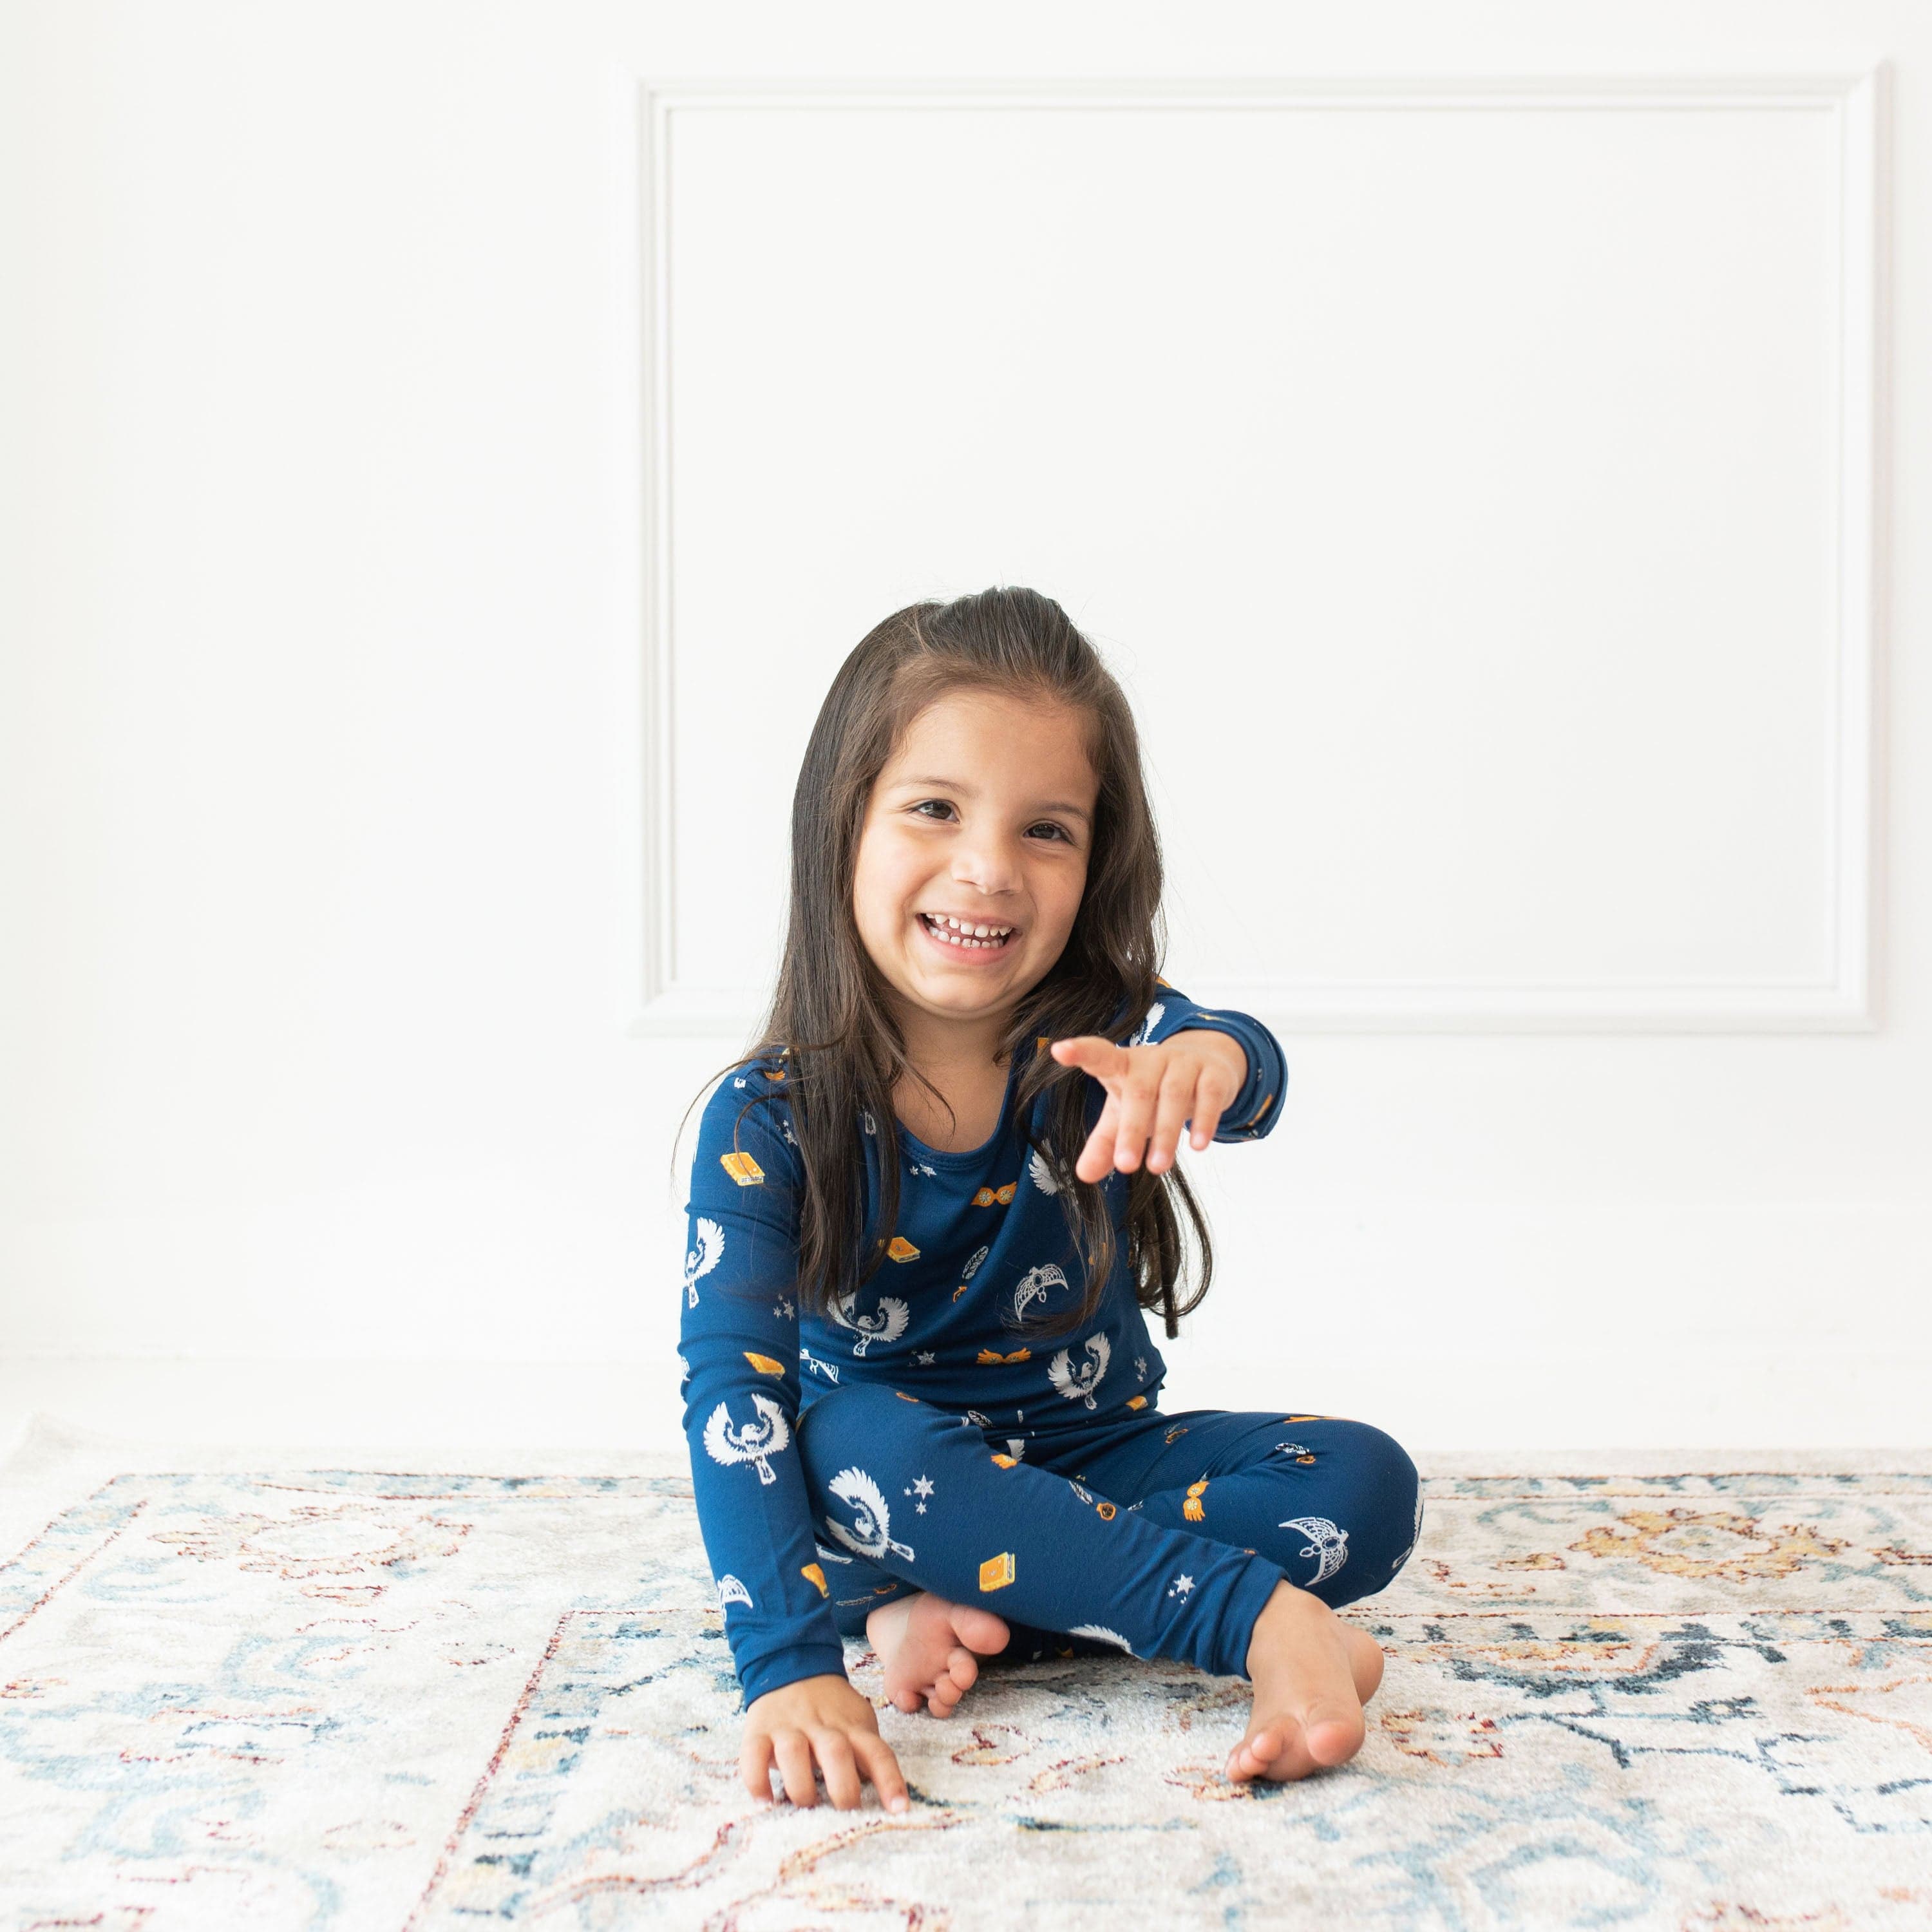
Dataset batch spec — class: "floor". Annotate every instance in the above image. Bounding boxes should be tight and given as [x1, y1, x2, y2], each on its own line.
[3, 1417, 1928, 1929]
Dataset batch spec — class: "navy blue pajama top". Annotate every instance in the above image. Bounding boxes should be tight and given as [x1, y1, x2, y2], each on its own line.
[676, 982, 1288, 1705]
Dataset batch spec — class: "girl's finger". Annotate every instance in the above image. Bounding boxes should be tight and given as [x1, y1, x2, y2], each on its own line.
[1189, 1066, 1239, 1149]
[740, 1731, 776, 1803]
[813, 1729, 863, 1811]
[1145, 1063, 1196, 1173]
[1074, 1096, 1121, 1184]
[1051, 1036, 1130, 1084]
[852, 1731, 910, 1814]
[1111, 1068, 1162, 1172]
[773, 1730, 819, 1808]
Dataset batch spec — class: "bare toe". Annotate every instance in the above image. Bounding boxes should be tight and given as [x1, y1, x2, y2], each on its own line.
[951, 1605, 1010, 1654]
[1340, 1622, 1385, 1705]
[1227, 1721, 1317, 1784]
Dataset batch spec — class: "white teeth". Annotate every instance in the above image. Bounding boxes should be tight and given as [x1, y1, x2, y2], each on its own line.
[920, 913, 1013, 949]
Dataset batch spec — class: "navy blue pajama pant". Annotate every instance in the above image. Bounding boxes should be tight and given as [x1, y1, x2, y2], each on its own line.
[793, 1382, 1422, 1682]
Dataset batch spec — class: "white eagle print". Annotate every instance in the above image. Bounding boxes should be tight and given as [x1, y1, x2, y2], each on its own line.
[676, 1352, 690, 1385]
[683, 1218, 724, 1308]
[716, 1573, 753, 1609]
[1126, 1001, 1167, 1048]
[1010, 1262, 1068, 1324]
[1027, 1147, 1060, 1195]
[829, 1289, 910, 1357]
[1049, 1332, 1111, 1410]
[813, 1540, 855, 1566]
[798, 1346, 842, 1385]
[824, 1465, 916, 1564]
[1281, 1515, 1350, 1586]
[831, 1291, 912, 1352]
[1067, 1623, 1135, 1654]
[702, 1392, 791, 1485]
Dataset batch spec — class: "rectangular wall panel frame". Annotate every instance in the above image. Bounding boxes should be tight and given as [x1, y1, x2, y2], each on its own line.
[620, 71, 1889, 1037]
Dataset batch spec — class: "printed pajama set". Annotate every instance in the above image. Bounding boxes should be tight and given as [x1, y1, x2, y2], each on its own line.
[678, 984, 1422, 1709]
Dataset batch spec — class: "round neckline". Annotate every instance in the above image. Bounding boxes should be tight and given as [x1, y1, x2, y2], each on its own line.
[894, 1054, 1023, 1167]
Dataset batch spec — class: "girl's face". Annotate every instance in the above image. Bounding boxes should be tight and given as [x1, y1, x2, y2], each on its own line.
[852, 688, 1099, 1044]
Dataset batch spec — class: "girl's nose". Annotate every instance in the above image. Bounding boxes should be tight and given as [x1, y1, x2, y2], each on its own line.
[951, 838, 1021, 896]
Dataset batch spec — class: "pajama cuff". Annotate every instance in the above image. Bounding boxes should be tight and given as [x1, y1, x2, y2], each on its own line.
[1171, 1014, 1286, 1139]
[737, 1640, 851, 1710]
[1213, 1553, 1293, 1681]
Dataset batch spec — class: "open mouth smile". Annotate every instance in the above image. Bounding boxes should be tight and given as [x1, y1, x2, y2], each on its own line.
[916, 911, 1018, 955]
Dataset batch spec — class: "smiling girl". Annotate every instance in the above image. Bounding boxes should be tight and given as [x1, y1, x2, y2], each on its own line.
[677, 587, 1421, 1815]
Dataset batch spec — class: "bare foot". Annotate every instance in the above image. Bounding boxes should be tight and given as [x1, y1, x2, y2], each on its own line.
[1226, 1583, 1385, 1784]
[866, 1590, 1011, 1718]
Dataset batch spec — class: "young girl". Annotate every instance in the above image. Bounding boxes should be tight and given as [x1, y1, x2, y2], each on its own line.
[678, 587, 1421, 1815]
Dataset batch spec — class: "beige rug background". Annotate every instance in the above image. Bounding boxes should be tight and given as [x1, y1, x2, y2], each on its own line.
[3, 1412, 1930, 1929]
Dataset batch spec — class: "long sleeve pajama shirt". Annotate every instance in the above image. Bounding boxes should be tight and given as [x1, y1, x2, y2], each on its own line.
[677, 984, 1420, 1709]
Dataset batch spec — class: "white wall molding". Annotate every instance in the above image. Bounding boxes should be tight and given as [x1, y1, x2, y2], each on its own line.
[624, 70, 1889, 1038]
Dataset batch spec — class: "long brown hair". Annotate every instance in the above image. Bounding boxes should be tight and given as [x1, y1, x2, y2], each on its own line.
[683, 585, 1213, 1341]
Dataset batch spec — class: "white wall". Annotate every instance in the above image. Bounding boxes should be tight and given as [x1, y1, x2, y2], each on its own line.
[2, 1, 1926, 1452]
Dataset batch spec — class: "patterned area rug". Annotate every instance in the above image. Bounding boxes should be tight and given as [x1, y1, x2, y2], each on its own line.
[1, 1416, 1929, 1930]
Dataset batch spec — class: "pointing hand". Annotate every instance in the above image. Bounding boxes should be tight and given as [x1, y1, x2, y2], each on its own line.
[1048, 1032, 1248, 1182]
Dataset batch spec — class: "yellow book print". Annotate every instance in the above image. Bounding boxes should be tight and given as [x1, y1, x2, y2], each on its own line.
[971, 1182, 1018, 1208]
[886, 1236, 920, 1262]
[978, 1551, 1016, 1591]
[719, 1150, 764, 1186]
[743, 1352, 787, 1376]
[1282, 1415, 1323, 1425]
[762, 1067, 786, 1081]
[1183, 1478, 1209, 1522]
[1126, 1395, 1148, 1410]
[895, 1390, 921, 1403]
[976, 1347, 1031, 1366]
[801, 1563, 827, 1597]
[990, 1453, 1019, 1469]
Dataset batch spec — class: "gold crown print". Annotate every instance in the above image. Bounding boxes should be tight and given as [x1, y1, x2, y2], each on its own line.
[719, 1151, 764, 1186]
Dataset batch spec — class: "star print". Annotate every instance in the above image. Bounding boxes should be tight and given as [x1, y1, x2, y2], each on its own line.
[1168, 1573, 1195, 1599]
[1135, 1356, 1146, 1381]
[913, 1475, 935, 1499]
[915, 1350, 936, 1365]
[773, 1297, 794, 1319]
[915, 1502, 927, 1513]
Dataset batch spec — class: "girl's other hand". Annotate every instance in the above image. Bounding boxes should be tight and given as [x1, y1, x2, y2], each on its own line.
[742, 1673, 910, 1813]
[1050, 1032, 1247, 1181]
